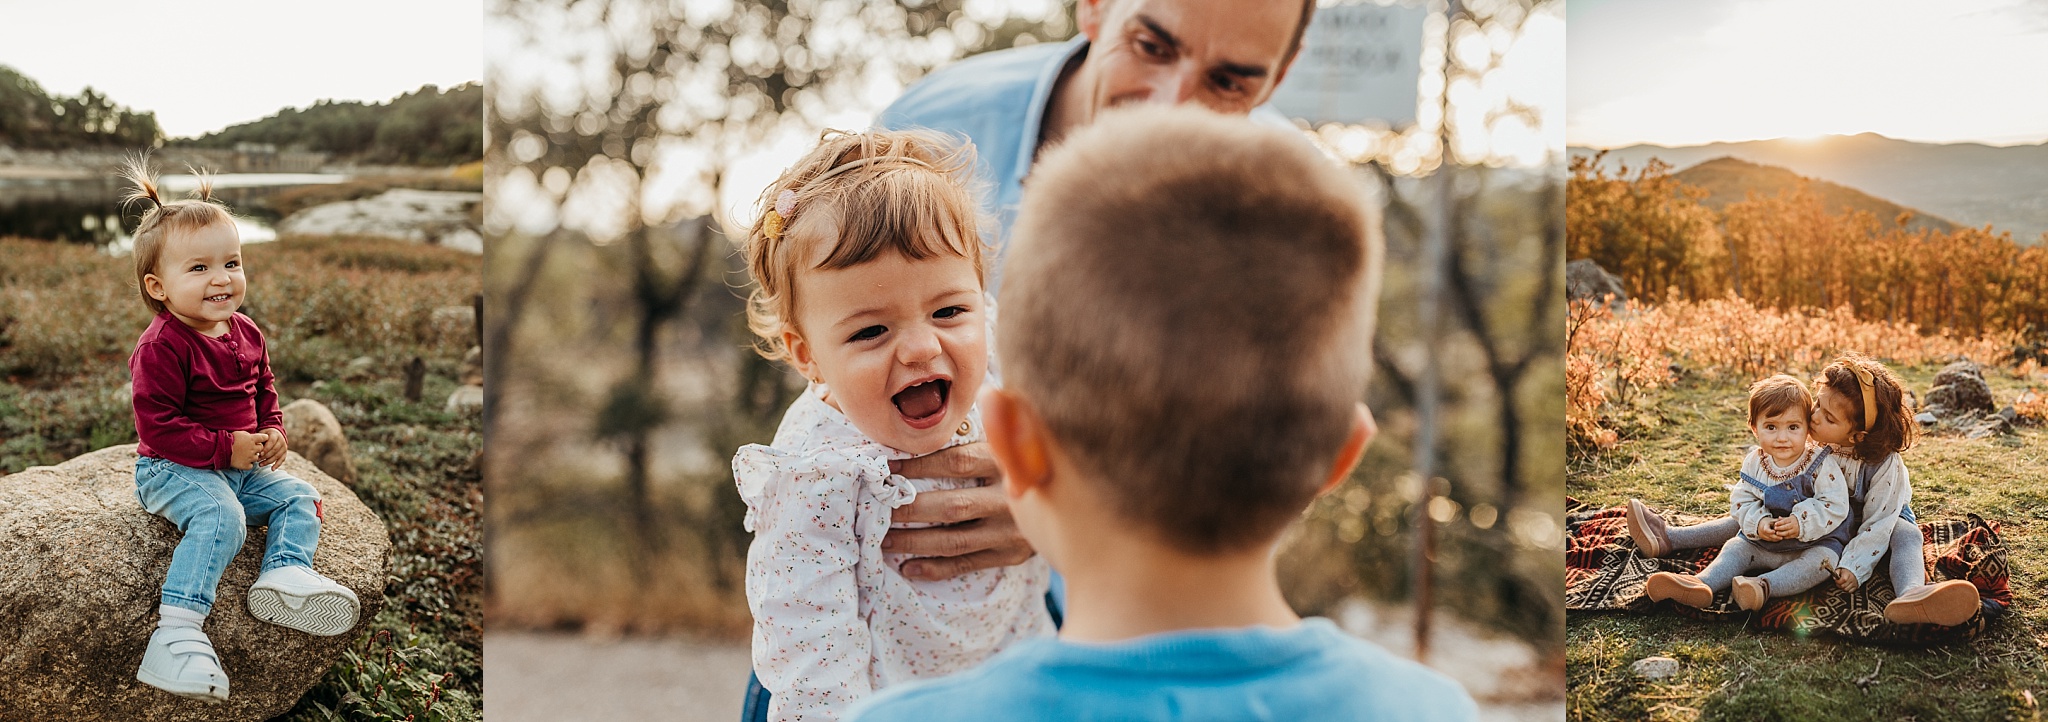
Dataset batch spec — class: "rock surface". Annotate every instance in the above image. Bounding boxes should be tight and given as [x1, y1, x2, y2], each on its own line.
[1926, 360, 1995, 417]
[281, 399, 358, 487]
[276, 188, 482, 253]
[446, 385, 484, 415]
[1566, 259, 1628, 307]
[1631, 656, 1681, 680]
[0, 445, 389, 721]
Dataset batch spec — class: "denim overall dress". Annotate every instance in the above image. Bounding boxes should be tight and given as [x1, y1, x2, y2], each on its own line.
[1741, 447, 1854, 556]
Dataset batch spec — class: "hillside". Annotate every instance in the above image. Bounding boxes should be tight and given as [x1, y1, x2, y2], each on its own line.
[170, 83, 482, 167]
[1671, 157, 1956, 234]
[1570, 133, 2048, 243]
[0, 65, 159, 149]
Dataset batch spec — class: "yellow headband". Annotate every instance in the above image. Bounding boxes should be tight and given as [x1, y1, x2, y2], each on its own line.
[1850, 365, 1877, 431]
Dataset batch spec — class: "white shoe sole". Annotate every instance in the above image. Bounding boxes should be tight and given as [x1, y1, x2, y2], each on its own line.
[248, 588, 360, 636]
[136, 666, 228, 703]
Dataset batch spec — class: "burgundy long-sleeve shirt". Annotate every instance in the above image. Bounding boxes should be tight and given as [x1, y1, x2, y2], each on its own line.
[131, 312, 286, 470]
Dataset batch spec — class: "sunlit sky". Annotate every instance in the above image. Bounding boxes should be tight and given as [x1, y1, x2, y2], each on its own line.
[1569, 0, 2048, 148]
[0, 1, 482, 138]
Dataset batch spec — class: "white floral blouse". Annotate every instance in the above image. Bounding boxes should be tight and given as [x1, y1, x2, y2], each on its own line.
[734, 383, 1054, 722]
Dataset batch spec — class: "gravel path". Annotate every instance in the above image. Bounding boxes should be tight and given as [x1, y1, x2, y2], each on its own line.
[485, 632, 752, 722]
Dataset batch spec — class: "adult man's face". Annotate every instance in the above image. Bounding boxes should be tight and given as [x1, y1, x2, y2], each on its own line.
[1075, 0, 1304, 116]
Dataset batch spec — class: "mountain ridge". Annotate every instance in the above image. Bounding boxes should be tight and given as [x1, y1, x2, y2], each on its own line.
[1569, 133, 2048, 242]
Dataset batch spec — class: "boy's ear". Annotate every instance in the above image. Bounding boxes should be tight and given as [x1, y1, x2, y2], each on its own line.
[780, 328, 817, 382]
[981, 385, 1053, 499]
[1317, 403, 1376, 497]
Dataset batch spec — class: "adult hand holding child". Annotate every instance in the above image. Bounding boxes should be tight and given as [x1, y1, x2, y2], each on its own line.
[884, 442, 1036, 581]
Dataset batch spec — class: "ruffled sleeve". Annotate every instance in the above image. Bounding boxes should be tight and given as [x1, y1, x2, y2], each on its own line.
[734, 443, 914, 722]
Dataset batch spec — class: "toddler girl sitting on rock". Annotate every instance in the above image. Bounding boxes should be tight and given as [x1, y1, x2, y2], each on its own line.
[122, 157, 362, 703]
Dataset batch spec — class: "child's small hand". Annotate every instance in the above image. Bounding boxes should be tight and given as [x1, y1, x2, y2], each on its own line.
[1772, 516, 1800, 539]
[230, 430, 264, 470]
[1756, 517, 1784, 542]
[1830, 563, 1859, 592]
[257, 427, 288, 469]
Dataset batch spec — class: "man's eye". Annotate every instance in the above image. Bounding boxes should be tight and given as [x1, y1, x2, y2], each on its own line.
[1136, 36, 1167, 59]
[849, 325, 885, 342]
[933, 306, 966, 320]
[1210, 71, 1243, 94]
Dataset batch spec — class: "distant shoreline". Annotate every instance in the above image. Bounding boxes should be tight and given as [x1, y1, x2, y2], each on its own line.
[0, 165, 98, 181]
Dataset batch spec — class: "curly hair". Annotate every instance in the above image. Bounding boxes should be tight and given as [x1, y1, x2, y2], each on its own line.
[1817, 354, 1917, 460]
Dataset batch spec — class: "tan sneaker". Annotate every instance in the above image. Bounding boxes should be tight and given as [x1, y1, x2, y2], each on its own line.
[1884, 580, 1979, 626]
[1645, 572, 1713, 608]
[1731, 576, 1769, 611]
[1626, 499, 1671, 558]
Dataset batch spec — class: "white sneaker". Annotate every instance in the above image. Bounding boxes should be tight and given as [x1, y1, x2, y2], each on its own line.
[136, 627, 229, 702]
[248, 565, 361, 636]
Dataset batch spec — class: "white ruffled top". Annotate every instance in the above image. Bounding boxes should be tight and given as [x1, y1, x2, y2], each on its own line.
[735, 383, 1054, 722]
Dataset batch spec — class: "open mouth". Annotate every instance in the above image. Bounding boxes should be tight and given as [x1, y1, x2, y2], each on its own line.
[891, 378, 950, 429]
[204, 293, 233, 303]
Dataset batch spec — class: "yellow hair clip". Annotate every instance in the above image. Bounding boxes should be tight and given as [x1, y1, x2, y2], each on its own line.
[762, 189, 797, 240]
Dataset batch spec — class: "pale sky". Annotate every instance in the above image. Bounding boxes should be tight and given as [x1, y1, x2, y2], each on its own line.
[0, 1, 483, 138]
[1569, 0, 2048, 147]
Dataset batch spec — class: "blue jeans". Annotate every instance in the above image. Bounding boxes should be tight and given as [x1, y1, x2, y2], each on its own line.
[135, 455, 323, 615]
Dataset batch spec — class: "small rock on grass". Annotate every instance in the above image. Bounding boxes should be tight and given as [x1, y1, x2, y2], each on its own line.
[446, 384, 483, 415]
[1631, 656, 1681, 680]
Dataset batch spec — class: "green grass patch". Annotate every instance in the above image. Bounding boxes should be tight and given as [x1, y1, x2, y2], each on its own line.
[1569, 364, 2048, 721]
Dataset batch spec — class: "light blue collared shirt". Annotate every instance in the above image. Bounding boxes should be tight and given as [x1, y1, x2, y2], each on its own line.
[877, 38, 1085, 299]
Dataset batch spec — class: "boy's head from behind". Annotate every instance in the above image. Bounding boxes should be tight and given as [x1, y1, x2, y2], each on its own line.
[988, 105, 1382, 558]
[1747, 374, 1812, 465]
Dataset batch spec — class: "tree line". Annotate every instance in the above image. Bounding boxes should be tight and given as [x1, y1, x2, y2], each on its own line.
[0, 65, 161, 149]
[175, 83, 482, 166]
[1570, 152, 2048, 340]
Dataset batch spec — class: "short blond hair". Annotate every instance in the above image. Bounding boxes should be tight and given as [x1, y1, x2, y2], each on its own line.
[120, 154, 234, 315]
[741, 129, 987, 361]
[1000, 106, 1382, 554]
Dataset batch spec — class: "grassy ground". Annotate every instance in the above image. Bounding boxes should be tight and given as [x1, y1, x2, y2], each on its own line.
[0, 236, 481, 721]
[1567, 363, 2048, 721]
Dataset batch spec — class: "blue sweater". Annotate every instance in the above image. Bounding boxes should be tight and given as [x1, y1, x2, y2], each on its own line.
[847, 618, 1477, 722]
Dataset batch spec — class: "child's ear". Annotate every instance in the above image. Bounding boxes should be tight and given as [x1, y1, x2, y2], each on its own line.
[981, 385, 1053, 500]
[1317, 403, 1377, 497]
[143, 273, 167, 302]
[780, 328, 818, 383]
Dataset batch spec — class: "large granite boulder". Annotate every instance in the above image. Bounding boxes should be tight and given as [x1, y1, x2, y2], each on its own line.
[282, 399, 358, 487]
[0, 445, 390, 721]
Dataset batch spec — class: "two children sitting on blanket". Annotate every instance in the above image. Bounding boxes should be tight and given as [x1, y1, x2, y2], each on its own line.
[1630, 355, 1980, 627]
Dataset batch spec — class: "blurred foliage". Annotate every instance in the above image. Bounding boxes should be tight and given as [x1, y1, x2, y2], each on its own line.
[173, 83, 483, 166]
[0, 65, 161, 149]
[485, 0, 1563, 657]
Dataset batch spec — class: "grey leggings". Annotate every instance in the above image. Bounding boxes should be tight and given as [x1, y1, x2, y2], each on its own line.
[1668, 515, 1925, 596]
[1696, 537, 1837, 596]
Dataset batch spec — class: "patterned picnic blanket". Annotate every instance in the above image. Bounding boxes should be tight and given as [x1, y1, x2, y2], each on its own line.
[1566, 498, 2012, 645]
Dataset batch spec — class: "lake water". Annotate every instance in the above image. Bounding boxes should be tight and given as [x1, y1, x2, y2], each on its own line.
[0, 173, 348, 253]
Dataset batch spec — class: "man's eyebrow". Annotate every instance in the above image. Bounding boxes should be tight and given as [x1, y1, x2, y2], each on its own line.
[1135, 14, 1268, 79]
[1134, 15, 1182, 54]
